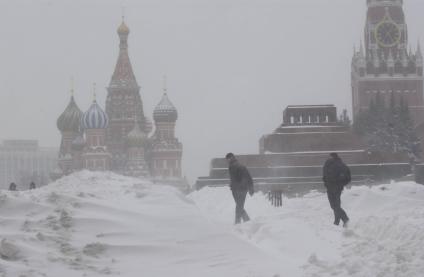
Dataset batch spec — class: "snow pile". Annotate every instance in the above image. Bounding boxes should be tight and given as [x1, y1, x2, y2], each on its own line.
[0, 171, 281, 277]
[1, 171, 424, 277]
[189, 182, 424, 277]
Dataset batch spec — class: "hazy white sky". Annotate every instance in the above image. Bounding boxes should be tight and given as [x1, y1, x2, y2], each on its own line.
[0, 0, 423, 182]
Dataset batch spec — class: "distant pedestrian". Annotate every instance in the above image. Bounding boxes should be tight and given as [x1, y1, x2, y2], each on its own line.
[8, 182, 17, 191]
[323, 153, 351, 227]
[226, 153, 254, 224]
[29, 182, 36, 190]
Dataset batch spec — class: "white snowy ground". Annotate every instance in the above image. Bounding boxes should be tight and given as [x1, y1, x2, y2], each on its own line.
[0, 171, 424, 277]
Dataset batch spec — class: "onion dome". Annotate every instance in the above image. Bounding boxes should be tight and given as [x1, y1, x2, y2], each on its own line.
[57, 96, 83, 133]
[127, 121, 147, 147]
[71, 135, 85, 151]
[81, 100, 109, 129]
[153, 93, 178, 122]
[117, 21, 130, 36]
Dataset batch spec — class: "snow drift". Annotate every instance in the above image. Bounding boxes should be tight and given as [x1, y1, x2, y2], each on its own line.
[189, 182, 424, 277]
[1, 171, 424, 277]
[0, 171, 280, 277]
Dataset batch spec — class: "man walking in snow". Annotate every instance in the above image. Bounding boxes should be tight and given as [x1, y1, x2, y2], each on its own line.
[8, 182, 17, 191]
[29, 182, 36, 190]
[323, 153, 351, 227]
[226, 153, 254, 224]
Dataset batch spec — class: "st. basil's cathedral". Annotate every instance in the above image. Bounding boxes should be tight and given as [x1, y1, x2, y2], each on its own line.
[54, 20, 184, 188]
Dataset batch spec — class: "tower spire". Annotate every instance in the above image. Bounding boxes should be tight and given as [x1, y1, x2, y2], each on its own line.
[401, 48, 408, 67]
[93, 82, 97, 102]
[417, 41, 423, 58]
[163, 75, 167, 94]
[70, 76, 75, 97]
[417, 41, 423, 66]
[110, 18, 138, 88]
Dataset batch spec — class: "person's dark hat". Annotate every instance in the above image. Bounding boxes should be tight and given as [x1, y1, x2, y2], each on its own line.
[225, 153, 235, 159]
[330, 152, 339, 159]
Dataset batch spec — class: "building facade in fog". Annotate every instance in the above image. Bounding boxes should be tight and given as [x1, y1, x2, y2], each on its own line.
[351, 0, 423, 125]
[55, 20, 183, 185]
[197, 0, 419, 191]
[0, 140, 57, 190]
[259, 105, 356, 154]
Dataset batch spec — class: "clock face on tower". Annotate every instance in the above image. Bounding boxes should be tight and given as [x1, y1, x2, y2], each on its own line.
[375, 21, 401, 48]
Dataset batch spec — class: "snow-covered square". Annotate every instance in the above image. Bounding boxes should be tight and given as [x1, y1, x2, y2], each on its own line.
[0, 171, 423, 277]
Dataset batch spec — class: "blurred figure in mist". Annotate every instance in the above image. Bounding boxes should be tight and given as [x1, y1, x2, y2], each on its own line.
[8, 182, 17, 191]
[29, 182, 36, 190]
[323, 153, 351, 227]
[226, 153, 254, 224]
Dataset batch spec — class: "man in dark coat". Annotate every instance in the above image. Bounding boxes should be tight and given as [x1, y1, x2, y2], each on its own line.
[9, 182, 17, 191]
[323, 153, 351, 227]
[226, 153, 254, 224]
[29, 182, 36, 190]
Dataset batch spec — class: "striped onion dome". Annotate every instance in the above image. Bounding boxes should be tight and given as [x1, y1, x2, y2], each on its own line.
[153, 93, 178, 122]
[81, 100, 109, 129]
[57, 96, 83, 133]
[127, 121, 147, 147]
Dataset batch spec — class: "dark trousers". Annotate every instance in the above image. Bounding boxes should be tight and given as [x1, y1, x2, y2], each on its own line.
[232, 190, 250, 224]
[327, 188, 349, 225]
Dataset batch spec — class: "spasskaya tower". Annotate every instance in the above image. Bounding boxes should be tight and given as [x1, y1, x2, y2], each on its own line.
[351, 0, 423, 125]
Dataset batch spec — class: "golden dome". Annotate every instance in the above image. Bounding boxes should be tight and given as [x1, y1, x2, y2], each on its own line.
[117, 21, 129, 35]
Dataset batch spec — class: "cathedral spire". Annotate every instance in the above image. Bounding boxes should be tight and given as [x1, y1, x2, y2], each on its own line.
[110, 18, 138, 88]
[70, 76, 75, 96]
[163, 75, 168, 94]
[92, 82, 97, 102]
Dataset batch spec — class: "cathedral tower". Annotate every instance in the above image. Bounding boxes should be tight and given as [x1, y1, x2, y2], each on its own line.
[105, 20, 150, 172]
[57, 93, 83, 175]
[125, 114, 149, 177]
[352, 0, 424, 126]
[81, 96, 111, 171]
[151, 87, 183, 179]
